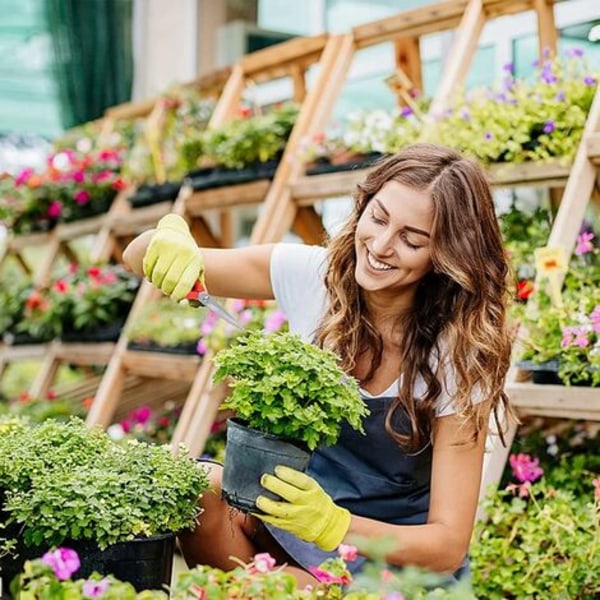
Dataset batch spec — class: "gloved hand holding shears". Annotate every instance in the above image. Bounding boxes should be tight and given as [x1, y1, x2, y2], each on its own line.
[137, 214, 242, 329]
[255, 465, 352, 552]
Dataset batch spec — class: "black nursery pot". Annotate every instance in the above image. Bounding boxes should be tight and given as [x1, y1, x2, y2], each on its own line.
[517, 359, 562, 385]
[0, 533, 175, 595]
[221, 419, 311, 513]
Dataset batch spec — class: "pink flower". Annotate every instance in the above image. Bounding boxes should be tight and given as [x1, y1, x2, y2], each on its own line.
[575, 231, 594, 255]
[42, 547, 80, 580]
[196, 340, 207, 355]
[71, 170, 85, 183]
[15, 168, 34, 186]
[507, 481, 532, 498]
[252, 552, 276, 573]
[264, 310, 288, 333]
[239, 309, 253, 325]
[308, 566, 351, 585]
[47, 201, 63, 218]
[53, 279, 69, 294]
[74, 189, 91, 205]
[380, 569, 395, 583]
[82, 578, 109, 598]
[510, 453, 543, 483]
[593, 478, 600, 501]
[131, 406, 152, 425]
[338, 544, 358, 562]
[231, 299, 246, 313]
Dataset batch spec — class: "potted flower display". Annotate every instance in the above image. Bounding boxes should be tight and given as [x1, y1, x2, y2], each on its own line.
[514, 232, 600, 386]
[212, 330, 369, 512]
[15, 264, 139, 343]
[0, 390, 86, 423]
[0, 417, 209, 592]
[126, 297, 206, 355]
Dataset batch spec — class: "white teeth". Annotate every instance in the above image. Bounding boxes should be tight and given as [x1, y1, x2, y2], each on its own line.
[367, 251, 393, 271]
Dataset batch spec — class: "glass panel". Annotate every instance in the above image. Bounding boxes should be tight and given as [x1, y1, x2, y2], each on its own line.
[258, 0, 314, 35]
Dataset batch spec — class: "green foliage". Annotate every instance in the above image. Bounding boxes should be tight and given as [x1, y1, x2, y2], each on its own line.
[471, 483, 599, 598]
[213, 331, 369, 450]
[203, 103, 299, 169]
[0, 418, 209, 551]
[213, 331, 367, 447]
[11, 557, 167, 599]
[435, 53, 597, 164]
[0, 391, 86, 423]
[126, 297, 206, 348]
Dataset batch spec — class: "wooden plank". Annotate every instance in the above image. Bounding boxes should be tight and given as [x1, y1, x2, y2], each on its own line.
[426, 0, 486, 121]
[241, 34, 328, 76]
[291, 161, 572, 206]
[507, 381, 600, 415]
[104, 98, 157, 121]
[8, 231, 51, 251]
[394, 37, 422, 98]
[185, 180, 271, 214]
[55, 214, 108, 241]
[122, 349, 201, 382]
[33, 233, 61, 287]
[533, 0, 557, 57]
[586, 131, 600, 162]
[108, 201, 173, 236]
[54, 342, 116, 366]
[90, 191, 133, 262]
[29, 343, 61, 398]
[190, 216, 222, 248]
[292, 206, 327, 245]
[208, 64, 245, 129]
[0, 344, 49, 361]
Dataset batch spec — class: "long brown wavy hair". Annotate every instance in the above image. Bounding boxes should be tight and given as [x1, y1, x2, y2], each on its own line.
[315, 143, 514, 452]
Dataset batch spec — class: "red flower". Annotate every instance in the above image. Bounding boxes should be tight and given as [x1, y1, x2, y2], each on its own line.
[53, 279, 69, 294]
[237, 105, 252, 119]
[25, 290, 44, 310]
[45, 390, 58, 400]
[87, 266, 102, 279]
[516, 280, 534, 300]
[18, 391, 30, 403]
[112, 177, 127, 191]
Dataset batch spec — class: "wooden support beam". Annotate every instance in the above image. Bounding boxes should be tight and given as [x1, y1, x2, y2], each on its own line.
[219, 211, 234, 248]
[29, 342, 61, 398]
[425, 0, 486, 122]
[291, 64, 307, 103]
[208, 64, 245, 128]
[33, 234, 61, 287]
[190, 216, 222, 248]
[533, 0, 557, 58]
[393, 36, 422, 96]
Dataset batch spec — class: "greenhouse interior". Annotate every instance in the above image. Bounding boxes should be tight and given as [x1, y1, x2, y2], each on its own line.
[0, 0, 598, 598]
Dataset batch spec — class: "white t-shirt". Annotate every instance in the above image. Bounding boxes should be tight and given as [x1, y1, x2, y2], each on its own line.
[270, 243, 471, 417]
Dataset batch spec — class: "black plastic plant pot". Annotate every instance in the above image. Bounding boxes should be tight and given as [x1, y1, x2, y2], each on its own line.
[517, 360, 562, 385]
[221, 419, 310, 514]
[0, 533, 175, 595]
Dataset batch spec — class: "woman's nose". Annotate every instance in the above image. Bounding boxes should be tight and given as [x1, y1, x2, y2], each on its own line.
[371, 230, 395, 257]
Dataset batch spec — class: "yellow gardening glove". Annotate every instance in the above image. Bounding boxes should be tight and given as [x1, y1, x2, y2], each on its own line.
[142, 214, 204, 301]
[255, 465, 351, 552]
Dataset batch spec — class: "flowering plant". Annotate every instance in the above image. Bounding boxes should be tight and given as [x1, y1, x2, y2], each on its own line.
[514, 231, 600, 386]
[107, 402, 182, 446]
[471, 450, 599, 598]
[196, 298, 288, 356]
[434, 49, 597, 164]
[126, 297, 206, 351]
[17, 263, 138, 340]
[0, 389, 86, 423]
[9, 547, 167, 598]
[1, 148, 127, 233]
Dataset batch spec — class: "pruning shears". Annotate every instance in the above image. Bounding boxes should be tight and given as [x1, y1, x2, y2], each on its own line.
[185, 279, 243, 330]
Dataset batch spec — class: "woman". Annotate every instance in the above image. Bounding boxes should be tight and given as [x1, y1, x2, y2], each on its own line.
[124, 143, 514, 587]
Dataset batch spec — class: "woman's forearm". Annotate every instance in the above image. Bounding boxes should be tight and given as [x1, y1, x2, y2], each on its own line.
[345, 516, 469, 574]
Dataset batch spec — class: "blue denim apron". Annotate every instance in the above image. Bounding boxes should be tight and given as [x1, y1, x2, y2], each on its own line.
[266, 394, 470, 580]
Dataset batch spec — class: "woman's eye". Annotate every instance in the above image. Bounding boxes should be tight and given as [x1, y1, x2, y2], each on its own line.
[401, 234, 421, 250]
[370, 210, 385, 225]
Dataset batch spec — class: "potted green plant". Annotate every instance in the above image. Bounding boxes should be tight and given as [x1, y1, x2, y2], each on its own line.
[212, 330, 369, 512]
[0, 417, 209, 592]
[126, 297, 206, 354]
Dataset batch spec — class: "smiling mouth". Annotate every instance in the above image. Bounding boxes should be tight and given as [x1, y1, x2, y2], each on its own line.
[366, 250, 395, 271]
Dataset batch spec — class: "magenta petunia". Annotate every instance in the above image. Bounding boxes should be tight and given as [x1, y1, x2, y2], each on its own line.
[41, 547, 80, 580]
[82, 577, 110, 598]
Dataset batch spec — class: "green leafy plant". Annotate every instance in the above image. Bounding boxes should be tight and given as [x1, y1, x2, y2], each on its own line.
[0, 389, 86, 423]
[126, 297, 206, 350]
[0, 418, 209, 551]
[203, 103, 299, 170]
[213, 331, 369, 450]
[471, 452, 599, 599]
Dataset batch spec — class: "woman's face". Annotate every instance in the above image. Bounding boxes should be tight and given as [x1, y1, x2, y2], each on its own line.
[354, 180, 434, 298]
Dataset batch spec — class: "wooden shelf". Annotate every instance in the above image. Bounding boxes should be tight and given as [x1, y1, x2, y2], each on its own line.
[55, 214, 109, 241]
[108, 201, 173, 236]
[185, 180, 272, 215]
[53, 342, 116, 366]
[7, 231, 52, 251]
[506, 380, 600, 421]
[291, 160, 573, 206]
[0, 343, 49, 361]
[122, 349, 201, 382]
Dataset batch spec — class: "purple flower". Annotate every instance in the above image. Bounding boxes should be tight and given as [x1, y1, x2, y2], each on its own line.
[484, 132, 493, 140]
[400, 106, 413, 118]
[82, 578, 110, 598]
[543, 120, 555, 134]
[555, 90, 566, 102]
[510, 453, 543, 483]
[502, 62, 514, 73]
[42, 547, 80, 580]
[541, 70, 558, 84]
[459, 107, 470, 121]
[566, 47, 584, 58]
[584, 75, 597, 86]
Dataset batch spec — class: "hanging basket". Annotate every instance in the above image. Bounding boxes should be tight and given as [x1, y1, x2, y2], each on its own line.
[221, 419, 310, 513]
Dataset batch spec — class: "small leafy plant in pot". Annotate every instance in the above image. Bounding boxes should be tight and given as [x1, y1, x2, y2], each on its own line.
[0, 417, 209, 592]
[212, 330, 369, 513]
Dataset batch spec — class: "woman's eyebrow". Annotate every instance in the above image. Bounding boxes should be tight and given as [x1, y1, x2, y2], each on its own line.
[373, 198, 430, 238]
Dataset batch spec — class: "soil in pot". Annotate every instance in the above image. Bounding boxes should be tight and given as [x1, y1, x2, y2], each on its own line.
[221, 419, 310, 513]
